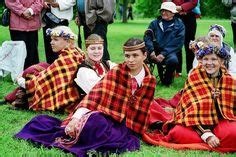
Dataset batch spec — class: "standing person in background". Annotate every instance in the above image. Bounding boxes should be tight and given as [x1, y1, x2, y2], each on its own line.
[118, 0, 124, 20]
[231, 1, 236, 51]
[5, 0, 43, 69]
[75, 0, 116, 61]
[43, 0, 76, 64]
[164, 0, 198, 75]
[222, 0, 236, 51]
[127, 3, 134, 20]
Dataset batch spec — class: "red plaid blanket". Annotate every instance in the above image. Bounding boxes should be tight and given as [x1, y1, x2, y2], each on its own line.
[65, 63, 156, 134]
[25, 48, 85, 113]
[175, 66, 236, 126]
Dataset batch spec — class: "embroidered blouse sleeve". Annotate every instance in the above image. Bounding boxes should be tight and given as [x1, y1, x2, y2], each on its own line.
[72, 107, 91, 120]
[74, 67, 102, 94]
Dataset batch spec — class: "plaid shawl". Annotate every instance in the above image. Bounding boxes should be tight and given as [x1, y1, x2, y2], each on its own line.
[175, 65, 236, 126]
[71, 63, 156, 134]
[25, 48, 85, 113]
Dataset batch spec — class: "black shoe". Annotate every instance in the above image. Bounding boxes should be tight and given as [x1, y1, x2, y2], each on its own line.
[149, 121, 164, 130]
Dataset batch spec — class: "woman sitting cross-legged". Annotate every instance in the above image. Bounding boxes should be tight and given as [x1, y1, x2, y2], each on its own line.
[5, 26, 85, 113]
[14, 38, 156, 156]
[143, 42, 236, 153]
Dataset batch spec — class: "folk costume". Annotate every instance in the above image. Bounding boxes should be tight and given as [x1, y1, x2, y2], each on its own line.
[26, 47, 85, 113]
[68, 63, 156, 134]
[5, 47, 85, 113]
[75, 35, 116, 95]
[75, 60, 111, 94]
[143, 65, 236, 153]
[15, 41, 157, 156]
[4, 62, 50, 104]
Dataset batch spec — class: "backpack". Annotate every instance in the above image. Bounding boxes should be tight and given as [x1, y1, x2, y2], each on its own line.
[222, 0, 232, 7]
[1, 3, 10, 26]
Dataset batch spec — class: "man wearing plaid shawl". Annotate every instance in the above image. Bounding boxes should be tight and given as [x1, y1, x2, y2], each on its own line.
[143, 42, 236, 152]
[15, 38, 156, 156]
[11, 26, 85, 113]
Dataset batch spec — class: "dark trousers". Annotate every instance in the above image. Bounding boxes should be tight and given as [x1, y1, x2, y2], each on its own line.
[83, 22, 110, 61]
[231, 22, 236, 48]
[175, 51, 182, 73]
[10, 30, 39, 69]
[42, 20, 69, 64]
[177, 12, 197, 73]
[157, 53, 178, 86]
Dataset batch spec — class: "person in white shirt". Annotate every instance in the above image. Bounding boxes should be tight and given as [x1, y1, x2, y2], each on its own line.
[43, 0, 76, 64]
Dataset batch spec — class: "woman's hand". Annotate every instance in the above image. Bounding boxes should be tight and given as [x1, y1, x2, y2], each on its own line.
[22, 9, 32, 20]
[65, 118, 80, 138]
[206, 135, 220, 148]
[43, 2, 50, 9]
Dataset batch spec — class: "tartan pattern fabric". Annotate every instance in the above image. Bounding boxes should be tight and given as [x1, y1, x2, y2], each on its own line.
[175, 66, 236, 126]
[25, 48, 85, 113]
[74, 63, 156, 134]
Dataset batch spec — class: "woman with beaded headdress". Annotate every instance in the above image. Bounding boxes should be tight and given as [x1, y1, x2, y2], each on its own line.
[143, 42, 236, 152]
[15, 38, 156, 156]
[5, 26, 85, 113]
[74, 34, 116, 95]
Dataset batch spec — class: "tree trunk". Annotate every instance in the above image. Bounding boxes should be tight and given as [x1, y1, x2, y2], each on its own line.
[122, 0, 128, 23]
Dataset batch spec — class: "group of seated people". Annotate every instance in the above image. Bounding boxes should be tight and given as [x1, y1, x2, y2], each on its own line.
[2, 2, 236, 157]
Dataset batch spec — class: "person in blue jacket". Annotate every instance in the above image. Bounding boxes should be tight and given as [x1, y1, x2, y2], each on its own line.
[144, 2, 185, 86]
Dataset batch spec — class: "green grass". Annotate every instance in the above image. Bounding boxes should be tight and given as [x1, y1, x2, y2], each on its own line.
[0, 19, 235, 156]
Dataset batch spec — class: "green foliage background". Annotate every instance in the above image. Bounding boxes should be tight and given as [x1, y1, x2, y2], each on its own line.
[0, 0, 232, 19]
[134, 0, 230, 19]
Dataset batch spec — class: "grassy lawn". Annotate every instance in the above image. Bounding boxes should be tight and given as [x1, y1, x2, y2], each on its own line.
[0, 18, 235, 156]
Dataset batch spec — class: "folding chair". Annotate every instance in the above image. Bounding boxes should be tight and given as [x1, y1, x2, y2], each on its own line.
[144, 29, 166, 84]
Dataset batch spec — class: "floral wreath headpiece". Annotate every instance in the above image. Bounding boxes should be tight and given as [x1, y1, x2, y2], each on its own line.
[196, 44, 230, 61]
[46, 28, 77, 40]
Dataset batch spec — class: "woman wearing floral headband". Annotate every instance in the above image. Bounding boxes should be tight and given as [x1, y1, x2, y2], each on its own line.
[190, 24, 236, 78]
[15, 38, 156, 156]
[144, 42, 236, 152]
[5, 26, 85, 113]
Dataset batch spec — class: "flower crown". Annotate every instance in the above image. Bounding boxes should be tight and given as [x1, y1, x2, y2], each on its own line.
[196, 44, 230, 60]
[209, 24, 226, 38]
[189, 40, 205, 51]
[46, 28, 76, 40]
